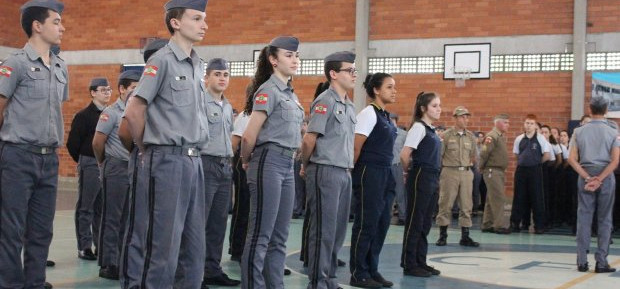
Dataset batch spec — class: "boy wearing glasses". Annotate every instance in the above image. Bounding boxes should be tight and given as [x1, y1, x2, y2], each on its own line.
[67, 77, 111, 261]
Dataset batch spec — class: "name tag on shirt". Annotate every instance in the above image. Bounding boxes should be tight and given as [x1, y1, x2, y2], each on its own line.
[175, 76, 186, 81]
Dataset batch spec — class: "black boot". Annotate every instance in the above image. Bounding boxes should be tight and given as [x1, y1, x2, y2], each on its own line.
[435, 226, 448, 246]
[459, 227, 480, 247]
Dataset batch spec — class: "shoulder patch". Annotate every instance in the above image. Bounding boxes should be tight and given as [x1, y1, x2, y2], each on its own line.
[314, 104, 328, 114]
[0, 66, 13, 78]
[255, 93, 268, 105]
[99, 113, 110, 122]
[143, 65, 158, 77]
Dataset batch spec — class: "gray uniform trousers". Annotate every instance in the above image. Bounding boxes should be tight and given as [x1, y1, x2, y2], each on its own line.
[120, 146, 205, 289]
[98, 156, 129, 268]
[306, 164, 351, 289]
[202, 155, 233, 278]
[0, 143, 58, 289]
[391, 163, 406, 222]
[242, 146, 295, 289]
[576, 168, 615, 267]
[75, 155, 102, 251]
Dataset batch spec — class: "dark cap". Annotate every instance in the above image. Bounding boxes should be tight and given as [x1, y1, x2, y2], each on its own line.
[494, 113, 510, 120]
[143, 39, 168, 63]
[164, 0, 208, 12]
[325, 51, 356, 63]
[206, 58, 229, 71]
[453, 106, 471, 116]
[90, 78, 109, 87]
[269, 36, 299, 52]
[118, 70, 141, 83]
[590, 96, 609, 107]
[21, 0, 65, 14]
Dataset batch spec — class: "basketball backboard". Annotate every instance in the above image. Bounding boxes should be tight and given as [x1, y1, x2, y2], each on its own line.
[444, 43, 491, 80]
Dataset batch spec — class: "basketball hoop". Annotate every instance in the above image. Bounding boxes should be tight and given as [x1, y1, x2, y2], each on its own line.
[453, 67, 471, 88]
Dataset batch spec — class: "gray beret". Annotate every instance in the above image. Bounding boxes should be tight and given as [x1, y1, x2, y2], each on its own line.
[143, 39, 168, 63]
[164, 0, 208, 12]
[118, 70, 141, 83]
[90, 78, 109, 88]
[590, 96, 610, 107]
[269, 36, 299, 52]
[325, 51, 356, 63]
[206, 58, 229, 71]
[21, 0, 65, 14]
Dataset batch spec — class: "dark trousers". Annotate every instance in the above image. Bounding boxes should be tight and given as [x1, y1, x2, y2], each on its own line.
[75, 155, 102, 251]
[349, 164, 395, 281]
[401, 166, 439, 271]
[511, 165, 545, 230]
[0, 143, 58, 289]
[98, 157, 129, 268]
[229, 152, 249, 259]
[293, 158, 306, 216]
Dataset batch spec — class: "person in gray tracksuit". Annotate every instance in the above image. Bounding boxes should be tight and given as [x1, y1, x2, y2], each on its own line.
[300, 51, 357, 289]
[240, 36, 304, 289]
[568, 96, 619, 274]
[121, 1, 210, 288]
[199, 58, 241, 287]
[0, 2, 68, 288]
[92, 70, 141, 280]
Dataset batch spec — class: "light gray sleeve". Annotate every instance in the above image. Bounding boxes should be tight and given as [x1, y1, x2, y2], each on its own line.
[252, 86, 277, 116]
[307, 97, 331, 135]
[96, 108, 118, 136]
[133, 57, 165, 104]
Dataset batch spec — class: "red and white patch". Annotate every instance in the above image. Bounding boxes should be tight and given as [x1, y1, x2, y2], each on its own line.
[314, 104, 328, 115]
[99, 113, 110, 122]
[254, 93, 268, 105]
[143, 65, 158, 77]
[0, 66, 13, 78]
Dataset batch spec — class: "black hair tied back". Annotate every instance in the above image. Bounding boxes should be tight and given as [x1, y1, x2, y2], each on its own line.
[363, 73, 392, 99]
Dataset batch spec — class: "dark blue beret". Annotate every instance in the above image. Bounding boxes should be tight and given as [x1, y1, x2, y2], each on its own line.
[206, 58, 229, 71]
[269, 36, 299, 52]
[90, 78, 109, 88]
[164, 0, 208, 12]
[118, 70, 142, 83]
[143, 39, 168, 63]
[21, 0, 65, 14]
[325, 51, 356, 63]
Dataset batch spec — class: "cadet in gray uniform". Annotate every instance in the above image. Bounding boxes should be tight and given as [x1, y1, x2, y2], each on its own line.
[390, 114, 407, 225]
[92, 70, 141, 280]
[199, 58, 241, 287]
[0, 1, 68, 289]
[240, 36, 304, 289]
[568, 96, 619, 273]
[300, 51, 357, 289]
[121, 1, 209, 288]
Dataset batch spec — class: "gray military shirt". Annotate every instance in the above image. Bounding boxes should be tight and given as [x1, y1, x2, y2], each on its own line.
[133, 41, 208, 147]
[96, 98, 129, 161]
[253, 74, 304, 149]
[391, 128, 407, 165]
[200, 90, 233, 157]
[570, 119, 620, 168]
[307, 87, 356, 169]
[0, 43, 68, 146]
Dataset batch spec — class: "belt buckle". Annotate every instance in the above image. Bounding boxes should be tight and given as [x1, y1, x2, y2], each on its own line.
[187, 148, 198, 157]
[41, 147, 48, 154]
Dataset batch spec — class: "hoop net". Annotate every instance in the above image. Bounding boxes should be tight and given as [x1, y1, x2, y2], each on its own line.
[453, 67, 471, 88]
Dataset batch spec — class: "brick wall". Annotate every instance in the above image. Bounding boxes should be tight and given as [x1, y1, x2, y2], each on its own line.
[0, 1, 26, 47]
[588, 0, 620, 33]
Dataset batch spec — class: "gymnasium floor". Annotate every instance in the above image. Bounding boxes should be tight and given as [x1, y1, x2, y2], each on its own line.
[45, 181, 619, 289]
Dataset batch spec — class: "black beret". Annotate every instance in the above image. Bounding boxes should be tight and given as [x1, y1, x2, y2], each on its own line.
[90, 78, 109, 87]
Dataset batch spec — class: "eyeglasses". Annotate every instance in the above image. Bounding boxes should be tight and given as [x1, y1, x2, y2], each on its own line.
[97, 88, 113, 94]
[337, 67, 358, 76]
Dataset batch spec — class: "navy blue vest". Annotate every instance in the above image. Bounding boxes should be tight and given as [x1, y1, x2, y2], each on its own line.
[358, 104, 397, 167]
[517, 132, 543, 167]
[411, 121, 441, 172]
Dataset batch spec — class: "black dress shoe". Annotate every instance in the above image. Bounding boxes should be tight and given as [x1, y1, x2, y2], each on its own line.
[350, 277, 382, 288]
[459, 237, 480, 247]
[494, 228, 511, 235]
[284, 268, 291, 275]
[481, 228, 495, 233]
[435, 236, 447, 246]
[99, 266, 119, 280]
[595, 263, 616, 273]
[46, 260, 56, 267]
[203, 273, 241, 286]
[78, 248, 97, 260]
[421, 264, 441, 275]
[44, 282, 53, 289]
[403, 267, 432, 277]
[337, 259, 346, 267]
[371, 273, 393, 287]
[577, 263, 589, 272]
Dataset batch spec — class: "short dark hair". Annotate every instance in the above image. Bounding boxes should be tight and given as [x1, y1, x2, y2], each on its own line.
[118, 78, 137, 90]
[89, 86, 98, 93]
[21, 7, 51, 38]
[324, 61, 343, 82]
[590, 100, 608, 115]
[165, 8, 186, 34]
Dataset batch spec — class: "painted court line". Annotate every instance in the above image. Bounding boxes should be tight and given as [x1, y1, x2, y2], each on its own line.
[555, 259, 620, 289]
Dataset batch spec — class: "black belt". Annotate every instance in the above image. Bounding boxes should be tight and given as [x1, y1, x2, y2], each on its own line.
[202, 155, 232, 164]
[148, 145, 200, 157]
[257, 143, 296, 158]
[1, 141, 56, 155]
